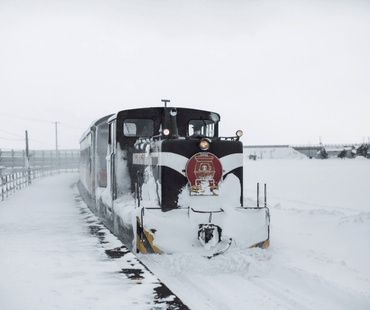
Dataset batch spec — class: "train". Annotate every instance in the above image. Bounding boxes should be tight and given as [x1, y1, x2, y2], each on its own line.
[78, 102, 270, 257]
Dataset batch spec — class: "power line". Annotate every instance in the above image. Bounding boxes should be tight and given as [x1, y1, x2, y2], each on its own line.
[0, 129, 24, 138]
[0, 129, 54, 146]
[0, 113, 84, 130]
[29, 138, 54, 146]
[0, 136, 24, 141]
[0, 114, 79, 148]
[0, 112, 51, 123]
[60, 123, 85, 130]
[0, 117, 52, 134]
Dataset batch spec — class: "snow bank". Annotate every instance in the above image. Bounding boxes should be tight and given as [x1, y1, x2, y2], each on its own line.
[355, 155, 369, 161]
[244, 146, 307, 159]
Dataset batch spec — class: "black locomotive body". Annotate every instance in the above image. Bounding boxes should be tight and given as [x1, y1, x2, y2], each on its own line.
[79, 106, 270, 256]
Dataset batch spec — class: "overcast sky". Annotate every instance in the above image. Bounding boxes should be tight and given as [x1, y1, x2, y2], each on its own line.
[0, 0, 369, 150]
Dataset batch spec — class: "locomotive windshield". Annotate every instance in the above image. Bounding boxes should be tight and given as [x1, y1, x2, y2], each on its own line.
[188, 119, 215, 137]
[123, 119, 154, 137]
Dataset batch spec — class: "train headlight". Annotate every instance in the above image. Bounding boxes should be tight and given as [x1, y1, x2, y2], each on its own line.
[199, 140, 210, 151]
[163, 129, 170, 136]
[236, 130, 243, 137]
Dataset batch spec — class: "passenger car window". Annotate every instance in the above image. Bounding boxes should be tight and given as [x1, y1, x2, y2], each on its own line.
[188, 119, 215, 137]
[123, 119, 154, 137]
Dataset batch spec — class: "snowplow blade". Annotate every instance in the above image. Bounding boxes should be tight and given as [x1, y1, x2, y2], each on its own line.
[134, 206, 270, 255]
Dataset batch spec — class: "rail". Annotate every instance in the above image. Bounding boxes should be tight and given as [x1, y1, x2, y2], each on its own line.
[1, 167, 78, 202]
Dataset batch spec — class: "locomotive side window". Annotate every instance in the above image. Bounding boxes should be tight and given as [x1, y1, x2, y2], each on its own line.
[188, 119, 215, 137]
[123, 119, 154, 137]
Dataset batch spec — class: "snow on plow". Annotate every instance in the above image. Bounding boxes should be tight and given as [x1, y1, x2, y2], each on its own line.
[133, 183, 270, 257]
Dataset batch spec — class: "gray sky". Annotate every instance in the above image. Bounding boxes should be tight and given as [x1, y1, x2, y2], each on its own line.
[1, 0, 369, 150]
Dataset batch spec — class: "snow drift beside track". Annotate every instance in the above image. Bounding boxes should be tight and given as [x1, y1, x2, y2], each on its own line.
[244, 146, 307, 159]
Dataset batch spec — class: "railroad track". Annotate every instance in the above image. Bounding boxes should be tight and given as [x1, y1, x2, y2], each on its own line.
[76, 193, 190, 310]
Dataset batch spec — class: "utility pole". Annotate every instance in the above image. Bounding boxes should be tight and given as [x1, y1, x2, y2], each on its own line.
[25, 130, 31, 184]
[54, 122, 60, 174]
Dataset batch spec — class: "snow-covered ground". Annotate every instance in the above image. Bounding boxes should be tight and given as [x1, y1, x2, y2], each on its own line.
[0, 149, 369, 309]
[0, 174, 184, 310]
[140, 151, 370, 310]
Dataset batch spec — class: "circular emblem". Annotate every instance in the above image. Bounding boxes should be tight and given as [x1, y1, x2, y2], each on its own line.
[185, 153, 223, 196]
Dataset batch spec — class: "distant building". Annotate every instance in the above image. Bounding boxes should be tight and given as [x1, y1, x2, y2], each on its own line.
[319, 146, 357, 158]
[293, 145, 357, 159]
[325, 147, 346, 158]
[244, 144, 361, 159]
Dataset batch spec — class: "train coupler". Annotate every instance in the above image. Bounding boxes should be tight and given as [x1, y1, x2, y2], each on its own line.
[198, 224, 222, 249]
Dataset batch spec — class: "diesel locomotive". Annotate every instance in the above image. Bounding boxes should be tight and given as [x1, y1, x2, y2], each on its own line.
[78, 102, 270, 256]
